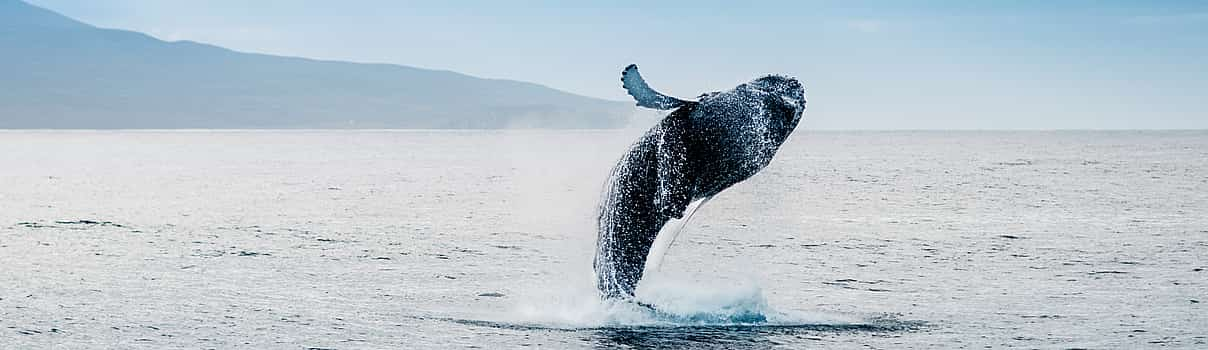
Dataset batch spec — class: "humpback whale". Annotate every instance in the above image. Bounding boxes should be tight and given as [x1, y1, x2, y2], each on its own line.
[594, 64, 807, 300]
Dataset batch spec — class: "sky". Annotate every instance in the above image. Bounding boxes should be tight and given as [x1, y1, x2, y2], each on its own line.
[24, 0, 1208, 129]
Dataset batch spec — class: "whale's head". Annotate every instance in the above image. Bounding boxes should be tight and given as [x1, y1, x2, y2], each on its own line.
[749, 75, 805, 109]
[746, 75, 806, 137]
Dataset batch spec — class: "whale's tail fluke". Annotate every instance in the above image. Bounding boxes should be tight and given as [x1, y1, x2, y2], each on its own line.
[622, 64, 690, 110]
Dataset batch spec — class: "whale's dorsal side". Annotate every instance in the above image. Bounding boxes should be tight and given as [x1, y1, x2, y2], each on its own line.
[622, 64, 690, 110]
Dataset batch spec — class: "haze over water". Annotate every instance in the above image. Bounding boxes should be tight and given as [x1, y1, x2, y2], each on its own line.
[2, 130, 1205, 348]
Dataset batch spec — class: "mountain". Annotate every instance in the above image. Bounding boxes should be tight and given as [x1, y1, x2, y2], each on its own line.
[0, 0, 631, 128]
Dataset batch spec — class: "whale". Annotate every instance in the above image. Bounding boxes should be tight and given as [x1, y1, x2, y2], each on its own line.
[594, 64, 806, 300]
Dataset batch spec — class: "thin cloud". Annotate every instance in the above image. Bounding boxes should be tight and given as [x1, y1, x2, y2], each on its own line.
[847, 19, 886, 33]
[1123, 13, 1208, 25]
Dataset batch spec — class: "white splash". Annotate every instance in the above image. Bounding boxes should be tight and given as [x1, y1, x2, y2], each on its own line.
[496, 278, 860, 329]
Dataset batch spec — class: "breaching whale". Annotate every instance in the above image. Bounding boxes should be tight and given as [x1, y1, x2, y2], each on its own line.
[594, 64, 807, 300]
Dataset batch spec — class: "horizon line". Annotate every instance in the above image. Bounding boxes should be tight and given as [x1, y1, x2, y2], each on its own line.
[1, 128, 1205, 132]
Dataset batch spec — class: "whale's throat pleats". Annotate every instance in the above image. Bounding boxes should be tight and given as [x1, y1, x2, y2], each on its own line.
[654, 104, 696, 220]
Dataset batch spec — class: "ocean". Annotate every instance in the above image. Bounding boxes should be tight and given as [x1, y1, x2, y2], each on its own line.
[2, 130, 1205, 348]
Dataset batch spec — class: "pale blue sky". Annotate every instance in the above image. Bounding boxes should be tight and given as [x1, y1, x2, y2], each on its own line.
[25, 0, 1208, 129]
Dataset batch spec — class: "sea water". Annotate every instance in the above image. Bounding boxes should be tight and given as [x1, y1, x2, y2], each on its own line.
[1, 130, 1205, 348]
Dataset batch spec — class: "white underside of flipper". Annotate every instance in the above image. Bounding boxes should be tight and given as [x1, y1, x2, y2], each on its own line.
[642, 196, 713, 276]
[622, 64, 691, 110]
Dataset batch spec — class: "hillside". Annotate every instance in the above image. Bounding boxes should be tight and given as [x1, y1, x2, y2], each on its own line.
[0, 0, 631, 128]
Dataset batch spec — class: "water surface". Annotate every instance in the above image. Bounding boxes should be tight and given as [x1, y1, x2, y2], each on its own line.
[1, 130, 1205, 348]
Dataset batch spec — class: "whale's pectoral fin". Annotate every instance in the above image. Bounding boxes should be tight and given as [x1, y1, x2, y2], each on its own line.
[655, 105, 695, 219]
[622, 64, 690, 110]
